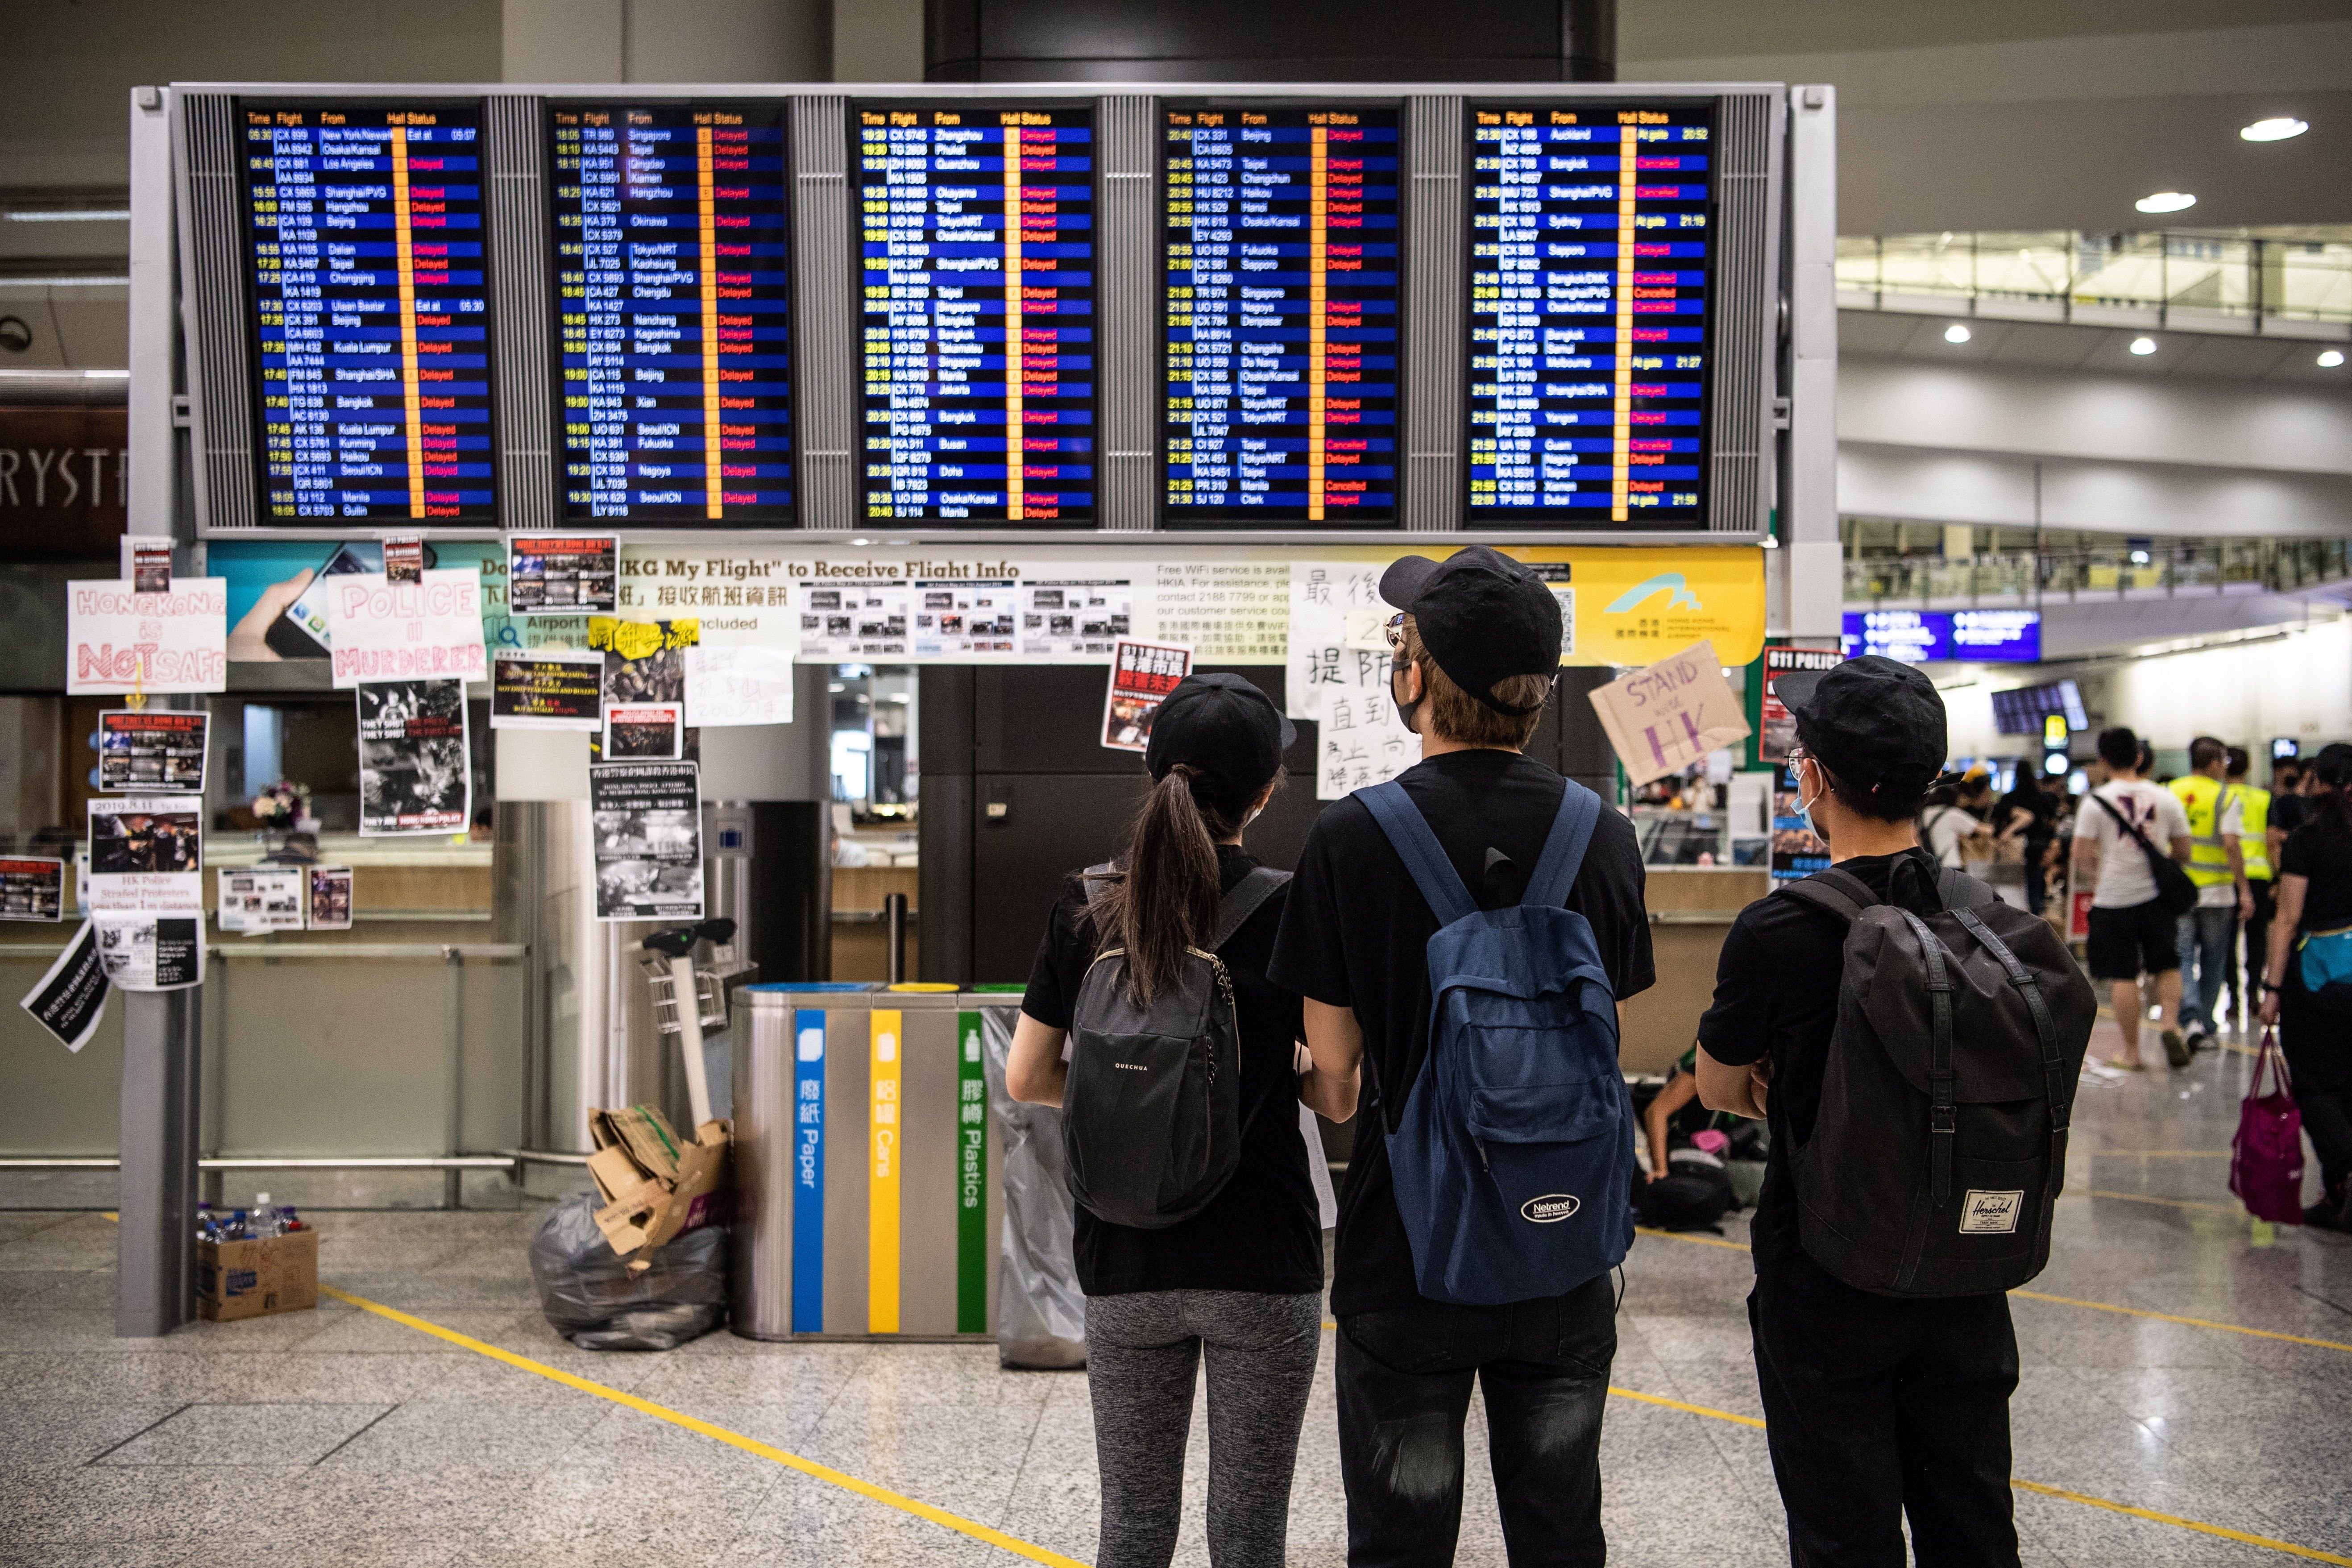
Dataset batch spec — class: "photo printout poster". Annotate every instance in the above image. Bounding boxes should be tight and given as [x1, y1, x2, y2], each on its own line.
[319, 568, 489, 688]
[357, 680, 472, 836]
[1286, 562, 1419, 801]
[0, 859, 65, 921]
[308, 865, 354, 931]
[95, 914, 203, 991]
[683, 644, 795, 727]
[98, 710, 208, 792]
[1102, 640, 1192, 753]
[603, 702, 683, 761]
[216, 866, 305, 935]
[490, 651, 605, 731]
[85, 796, 203, 913]
[18, 921, 108, 1052]
[589, 762, 704, 921]
[382, 536, 425, 584]
[122, 536, 174, 594]
[1020, 579, 1132, 659]
[913, 580, 1018, 655]
[66, 579, 228, 696]
[1759, 646, 1842, 766]
[797, 582, 909, 659]
[508, 535, 619, 615]
[590, 618, 697, 759]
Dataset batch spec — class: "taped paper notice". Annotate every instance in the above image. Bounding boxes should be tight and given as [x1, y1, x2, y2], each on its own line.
[1587, 639, 1753, 788]
[95, 914, 204, 991]
[20, 921, 108, 1051]
[684, 644, 795, 727]
[86, 796, 203, 913]
[321, 569, 489, 688]
[67, 579, 228, 696]
[1102, 640, 1191, 752]
[1286, 562, 1418, 800]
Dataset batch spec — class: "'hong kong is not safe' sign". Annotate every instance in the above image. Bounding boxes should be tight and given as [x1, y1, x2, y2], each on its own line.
[1587, 639, 1753, 788]
[66, 579, 228, 696]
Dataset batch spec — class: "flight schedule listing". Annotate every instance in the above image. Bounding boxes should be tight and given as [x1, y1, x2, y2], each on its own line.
[858, 106, 1094, 523]
[243, 102, 494, 521]
[1467, 104, 1714, 525]
[1165, 106, 1399, 522]
[552, 104, 792, 521]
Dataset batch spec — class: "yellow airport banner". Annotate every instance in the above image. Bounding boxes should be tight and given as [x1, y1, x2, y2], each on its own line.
[1510, 546, 1767, 667]
[868, 1008, 902, 1334]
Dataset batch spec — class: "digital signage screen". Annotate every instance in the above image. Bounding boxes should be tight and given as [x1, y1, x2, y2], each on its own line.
[1842, 609, 2041, 664]
[240, 101, 495, 523]
[550, 102, 792, 522]
[1163, 104, 1400, 524]
[1466, 102, 1715, 527]
[1991, 679, 2087, 737]
[857, 104, 1095, 523]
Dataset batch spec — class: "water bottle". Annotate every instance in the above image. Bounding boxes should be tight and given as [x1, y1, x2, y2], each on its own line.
[279, 1205, 303, 1233]
[251, 1193, 278, 1240]
[228, 1209, 250, 1241]
[195, 1201, 214, 1242]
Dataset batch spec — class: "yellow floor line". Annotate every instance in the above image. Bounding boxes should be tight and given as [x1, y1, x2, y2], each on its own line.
[316, 1285, 1086, 1568]
[2078, 1188, 2248, 1215]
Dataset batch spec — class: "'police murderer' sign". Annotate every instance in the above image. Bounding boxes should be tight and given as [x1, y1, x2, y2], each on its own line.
[322, 569, 489, 688]
[1587, 639, 1752, 788]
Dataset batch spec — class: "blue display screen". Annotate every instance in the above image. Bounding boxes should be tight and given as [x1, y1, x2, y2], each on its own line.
[1843, 610, 2042, 663]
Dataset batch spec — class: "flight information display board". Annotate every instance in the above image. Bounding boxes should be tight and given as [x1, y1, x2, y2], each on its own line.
[241, 101, 495, 521]
[1164, 105, 1400, 523]
[1466, 103, 1715, 526]
[551, 103, 792, 522]
[857, 105, 1095, 523]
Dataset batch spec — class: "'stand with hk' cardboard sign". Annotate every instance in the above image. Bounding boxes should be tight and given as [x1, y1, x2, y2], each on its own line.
[1587, 639, 1753, 788]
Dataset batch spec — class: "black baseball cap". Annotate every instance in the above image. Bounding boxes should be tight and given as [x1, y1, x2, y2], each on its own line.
[1145, 673, 1296, 818]
[1773, 655, 1947, 798]
[1379, 545, 1563, 714]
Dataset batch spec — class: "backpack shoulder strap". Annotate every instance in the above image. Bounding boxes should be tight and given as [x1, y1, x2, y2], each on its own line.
[1209, 867, 1290, 951]
[1776, 865, 1877, 925]
[1937, 866, 1998, 910]
[2089, 788, 2157, 854]
[1521, 779, 1603, 909]
[1356, 780, 1478, 926]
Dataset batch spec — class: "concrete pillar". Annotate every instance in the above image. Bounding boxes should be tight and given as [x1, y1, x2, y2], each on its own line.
[504, 0, 832, 83]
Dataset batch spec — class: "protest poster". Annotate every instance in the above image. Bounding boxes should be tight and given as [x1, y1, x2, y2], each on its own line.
[604, 702, 683, 761]
[307, 866, 354, 931]
[683, 644, 795, 727]
[357, 680, 472, 836]
[1286, 562, 1418, 800]
[1101, 639, 1191, 752]
[67, 579, 228, 696]
[491, 651, 604, 731]
[590, 618, 697, 760]
[509, 535, 618, 615]
[0, 859, 65, 921]
[98, 710, 208, 792]
[1759, 646, 1842, 765]
[382, 536, 424, 585]
[319, 568, 489, 688]
[1587, 640, 1753, 788]
[217, 867, 305, 935]
[121, 536, 174, 594]
[589, 762, 704, 921]
[19, 921, 108, 1051]
[85, 796, 203, 913]
[95, 914, 203, 991]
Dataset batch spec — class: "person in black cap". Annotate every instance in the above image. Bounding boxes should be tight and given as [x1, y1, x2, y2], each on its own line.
[1008, 672, 1344, 1568]
[1269, 545, 1654, 1566]
[1694, 655, 2027, 1567]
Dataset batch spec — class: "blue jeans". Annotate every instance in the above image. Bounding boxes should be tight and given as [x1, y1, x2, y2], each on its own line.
[2175, 904, 2237, 1036]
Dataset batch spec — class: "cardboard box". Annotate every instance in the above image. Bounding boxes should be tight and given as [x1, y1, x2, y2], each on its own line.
[585, 1106, 730, 1261]
[196, 1228, 319, 1321]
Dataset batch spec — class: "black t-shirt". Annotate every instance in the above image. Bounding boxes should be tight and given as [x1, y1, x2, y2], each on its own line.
[1696, 847, 1945, 1268]
[1999, 783, 2057, 849]
[2273, 792, 2311, 838]
[2281, 813, 2352, 933]
[1021, 844, 1321, 1298]
[1267, 749, 1655, 1316]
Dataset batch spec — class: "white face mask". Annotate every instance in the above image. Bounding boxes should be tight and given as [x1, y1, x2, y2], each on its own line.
[1796, 759, 1829, 845]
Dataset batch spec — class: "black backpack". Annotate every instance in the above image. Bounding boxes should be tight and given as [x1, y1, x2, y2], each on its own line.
[1062, 864, 1289, 1230]
[1636, 1149, 1735, 1233]
[1780, 864, 2097, 1297]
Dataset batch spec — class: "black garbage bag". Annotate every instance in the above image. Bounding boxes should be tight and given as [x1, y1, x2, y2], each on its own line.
[527, 1194, 726, 1351]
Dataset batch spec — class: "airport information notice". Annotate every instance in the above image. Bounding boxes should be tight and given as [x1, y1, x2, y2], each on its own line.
[552, 104, 793, 521]
[858, 106, 1095, 523]
[1164, 106, 1400, 522]
[1467, 103, 1714, 525]
[243, 102, 495, 521]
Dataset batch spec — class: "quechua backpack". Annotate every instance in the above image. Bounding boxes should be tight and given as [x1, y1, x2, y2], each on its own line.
[1780, 864, 2096, 1296]
[1062, 864, 1289, 1230]
[1359, 779, 1635, 1306]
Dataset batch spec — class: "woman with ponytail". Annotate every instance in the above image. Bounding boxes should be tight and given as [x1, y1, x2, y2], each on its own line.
[1008, 673, 1354, 1568]
[2257, 741, 2352, 1229]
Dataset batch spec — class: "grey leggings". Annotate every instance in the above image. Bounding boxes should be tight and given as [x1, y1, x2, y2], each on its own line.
[1084, 1288, 1324, 1568]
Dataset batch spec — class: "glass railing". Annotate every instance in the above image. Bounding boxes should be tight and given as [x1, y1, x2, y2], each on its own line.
[1845, 537, 2352, 607]
[1837, 230, 2352, 326]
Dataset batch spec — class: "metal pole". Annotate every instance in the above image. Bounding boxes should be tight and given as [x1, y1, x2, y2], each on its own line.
[117, 987, 201, 1337]
[884, 892, 909, 985]
[1780, 85, 1841, 640]
[444, 946, 465, 1210]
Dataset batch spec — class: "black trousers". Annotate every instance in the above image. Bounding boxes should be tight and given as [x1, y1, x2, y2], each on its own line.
[2279, 969, 2352, 1194]
[1334, 1273, 1616, 1567]
[2244, 878, 2276, 1013]
[1749, 1250, 2020, 1568]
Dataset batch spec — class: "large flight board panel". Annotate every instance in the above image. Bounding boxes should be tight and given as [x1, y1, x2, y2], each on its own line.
[1465, 103, 1716, 526]
[241, 101, 496, 522]
[1163, 104, 1400, 524]
[857, 105, 1095, 523]
[551, 103, 793, 522]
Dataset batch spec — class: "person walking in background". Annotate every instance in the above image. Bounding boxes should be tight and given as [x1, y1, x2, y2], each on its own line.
[1995, 767, 2063, 915]
[2074, 728, 2194, 1069]
[2229, 747, 2276, 1033]
[1006, 674, 1347, 1568]
[1923, 769, 1995, 870]
[2257, 743, 2352, 1232]
[2169, 737, 2252, 1049]
[1271, 545, 1653, 1568]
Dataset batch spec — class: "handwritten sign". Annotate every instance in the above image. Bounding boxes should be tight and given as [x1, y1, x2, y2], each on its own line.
[66, 579, 228, 696]
[1287, 562, 1419, 800]
[322, 569, 489, 688]
[1587, 639, 1752, 787]
[684, 644, 796, 727]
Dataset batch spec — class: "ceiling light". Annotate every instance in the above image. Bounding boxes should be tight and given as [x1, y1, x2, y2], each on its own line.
[2320, 349, 2346, 369]
[0, 272, 130, 287]
[1943, 323, 1972, 344]
[2129, 336, 2158, 356]
[2135, 191, 2197, 214]
[2240, 117, 2308, 142]
[4, 207, 130, 223]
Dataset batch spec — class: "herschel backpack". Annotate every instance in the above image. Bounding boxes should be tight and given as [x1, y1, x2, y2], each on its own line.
[1779, 865, 2096, 1296]
[1062, 864, 1290, 1230]
[1358, 779, 1636, 1306]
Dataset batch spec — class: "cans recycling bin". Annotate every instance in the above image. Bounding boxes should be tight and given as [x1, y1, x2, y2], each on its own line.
[730, 982, 1005, 1340]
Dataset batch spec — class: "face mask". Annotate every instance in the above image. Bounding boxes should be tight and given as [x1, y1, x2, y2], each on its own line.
[1796, 760, 1829, 846]
[1390, 655, 1424, 734]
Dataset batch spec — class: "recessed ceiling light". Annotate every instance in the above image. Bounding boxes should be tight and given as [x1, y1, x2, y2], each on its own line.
[2240, 117, 2308, 142]
[2321, 349, 2347, 369]
[2135, 191, 2197, 214]
[3, 207, 131, 224]
[2129, 336, 2158, 356]
[1943, 323, 1972, 344]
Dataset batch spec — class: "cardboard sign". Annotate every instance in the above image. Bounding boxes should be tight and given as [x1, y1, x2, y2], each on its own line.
[19, 921, 108, 1051]
[1102, 639, 1191, 752]
[320, 568, 489, 688]
[1588, 639, 1754, 788]
[98, 710, 208, 792]
[66, 579, 228, 696]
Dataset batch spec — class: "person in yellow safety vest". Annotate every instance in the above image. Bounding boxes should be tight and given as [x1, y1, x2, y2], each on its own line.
[2228, 746, 2276, 1020]
[2169, 736, 2252, 1055]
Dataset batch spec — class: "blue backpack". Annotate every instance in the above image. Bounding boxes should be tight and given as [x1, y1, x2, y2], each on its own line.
[1359, 778, 1636, 1306]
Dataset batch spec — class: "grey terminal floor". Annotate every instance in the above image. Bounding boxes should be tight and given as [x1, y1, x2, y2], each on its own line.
[4, 1012, 2350, 1568]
